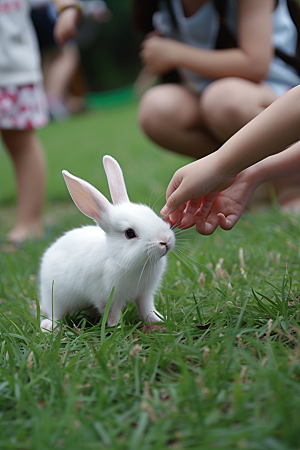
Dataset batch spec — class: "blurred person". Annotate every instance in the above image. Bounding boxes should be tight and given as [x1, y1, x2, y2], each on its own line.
[133, 0, 300, 209]
[31, 0, 112, 120]
[0, 0, 48, 245]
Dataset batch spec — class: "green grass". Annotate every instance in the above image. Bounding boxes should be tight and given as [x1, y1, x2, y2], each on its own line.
[0, 101, 188, 206]
[1, 103, 300, 450]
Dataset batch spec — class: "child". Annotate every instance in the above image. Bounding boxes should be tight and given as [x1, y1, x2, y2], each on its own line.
[31, 0, 111, 120]
[160, 84, 300, 234]
[135, 0, 300, 207]
[0, 0, 48, 244]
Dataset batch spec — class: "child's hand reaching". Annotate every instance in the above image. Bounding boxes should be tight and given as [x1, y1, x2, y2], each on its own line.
[160, 154, 237, 225]
[160, 85, 300, 235]
[193, 166, 259, 234]
[162, 164, 259, 234]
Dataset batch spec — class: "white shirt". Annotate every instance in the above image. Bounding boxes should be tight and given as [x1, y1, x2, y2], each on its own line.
[0, 0, 42, 86]
[154, 0, 300, 95]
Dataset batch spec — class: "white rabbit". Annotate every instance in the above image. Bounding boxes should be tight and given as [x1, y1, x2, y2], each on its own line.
[39, 155, 175, 331]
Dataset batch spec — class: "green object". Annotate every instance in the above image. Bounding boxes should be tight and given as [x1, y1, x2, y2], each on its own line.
[86, 84, 135, 109]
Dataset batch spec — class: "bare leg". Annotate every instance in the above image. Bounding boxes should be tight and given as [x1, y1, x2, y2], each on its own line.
[200, 77, 277, 141]
[44, 44, 83, 120]
[1, 129, 46, 242]
[138, 84, 220, 158]
[138, 80, 277, 158]
[45, 44, 80, 100]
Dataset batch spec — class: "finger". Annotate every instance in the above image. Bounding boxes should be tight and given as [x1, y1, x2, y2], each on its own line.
[161, 182, 188, 217]
[178, 199, 200, 229]
[168, 204, 186, 227]
[195, 215, 219, 235]
[194, 193, 219, 219]
[179, 216, 197, 229]
[186, 198, 202, 215]
[217, 213, 238, 230]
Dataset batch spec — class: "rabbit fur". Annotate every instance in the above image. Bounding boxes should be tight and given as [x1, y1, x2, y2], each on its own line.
[39, 155, 175, 331]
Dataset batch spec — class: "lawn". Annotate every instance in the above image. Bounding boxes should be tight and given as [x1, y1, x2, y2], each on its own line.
[1, 102, 300, 450]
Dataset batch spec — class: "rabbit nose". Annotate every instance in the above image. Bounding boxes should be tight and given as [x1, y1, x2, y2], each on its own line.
[158, 231, 174, 249]
[159, 241, 169, 255]
[159, 234, 169, 247]
[159, 234, 172, 250]
[159, 240, 168, 246]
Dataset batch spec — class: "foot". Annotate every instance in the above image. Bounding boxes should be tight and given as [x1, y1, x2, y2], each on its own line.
[7, 222, 43, 244]
[47, 96, 70, 121]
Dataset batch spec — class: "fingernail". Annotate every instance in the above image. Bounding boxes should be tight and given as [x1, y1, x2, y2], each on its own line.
[160, 205, 169, 216]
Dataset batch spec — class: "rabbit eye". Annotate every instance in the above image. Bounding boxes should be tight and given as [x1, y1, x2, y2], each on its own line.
[125, 228, 137, 239]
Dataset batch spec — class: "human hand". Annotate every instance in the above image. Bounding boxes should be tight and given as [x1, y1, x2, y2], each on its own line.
[193, 167, 259, 235]
[160, 155, 236, 225]
[163, 194, 218, 230]
[54, 8, 81, 46]
[140, 36, 179, 75]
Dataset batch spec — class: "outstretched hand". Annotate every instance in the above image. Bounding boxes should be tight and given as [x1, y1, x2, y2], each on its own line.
[162, 166, 258, 234]
[193, 168, 259, 234]
[160, 156, 237, 226]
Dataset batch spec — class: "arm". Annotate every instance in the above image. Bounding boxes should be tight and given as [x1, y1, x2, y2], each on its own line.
[140, 0, 273, 82]
[51, 0, 83, 45]
[161, 85, 300, 220]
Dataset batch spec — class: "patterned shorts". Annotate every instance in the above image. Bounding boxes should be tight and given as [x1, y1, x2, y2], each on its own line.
[0, 84, 49, 130]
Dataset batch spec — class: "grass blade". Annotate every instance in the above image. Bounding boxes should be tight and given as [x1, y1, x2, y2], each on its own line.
[101, 287, 115, 345]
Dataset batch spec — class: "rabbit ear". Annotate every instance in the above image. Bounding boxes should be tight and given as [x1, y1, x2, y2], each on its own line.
[103, 155, 130, 205]
[62, 171, 111, 221]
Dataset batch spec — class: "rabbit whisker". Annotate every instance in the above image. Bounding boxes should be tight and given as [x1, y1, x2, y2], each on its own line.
[148, 181, 157, 208]
[174, 237, 193, 243]
[174, 228, 195, 236]
[171, 221, 182, 230]
[173, 248, 197, 274]
[173, 245, 207, 273]
[151, 190, 165, 211]
[137, 254, 152, 293]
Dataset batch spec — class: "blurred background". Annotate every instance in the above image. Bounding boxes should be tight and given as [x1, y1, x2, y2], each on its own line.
[0, 0, 188, 232]
[80, 0, 140, 92]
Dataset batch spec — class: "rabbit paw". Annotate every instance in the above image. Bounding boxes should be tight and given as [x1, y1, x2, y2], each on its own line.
[106, 309, 121, 327]
[147, 311, 163, 323]
[40, 318, 59, 332]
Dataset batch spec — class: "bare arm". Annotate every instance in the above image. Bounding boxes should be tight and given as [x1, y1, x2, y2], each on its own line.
[216, 86, 300, 176]
[161, 84, 300, 219]
[51, 0, 82, 45]
[141, 0, 273, 82]
[194, 141, 300, 234]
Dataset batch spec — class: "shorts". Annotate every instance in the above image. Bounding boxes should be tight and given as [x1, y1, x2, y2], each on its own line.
[0, 84, 49, 130]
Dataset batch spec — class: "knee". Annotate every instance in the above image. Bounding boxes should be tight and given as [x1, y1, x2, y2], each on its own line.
[138, 86, 176, 138]
[138, 85, 198, 140]
[201, 79, 252, 139]
[139, 88, 162, 137]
